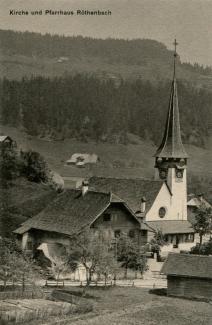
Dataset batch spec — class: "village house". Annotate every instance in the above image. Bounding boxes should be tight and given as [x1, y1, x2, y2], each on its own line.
[66, 153, 99, 167]
[0, 135, 15, 149]
[187, 193, 211, 224]
[14, 182, 147, 259]
[161, 253, 212, 299]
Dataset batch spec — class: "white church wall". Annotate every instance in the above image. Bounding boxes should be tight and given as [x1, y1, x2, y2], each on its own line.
[145, 183, 172, 221]
[167, 168, 187, 220]
[146, 168, 188, 221]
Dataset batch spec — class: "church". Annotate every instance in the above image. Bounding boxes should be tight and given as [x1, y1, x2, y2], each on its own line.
[14, 41, 195, 256]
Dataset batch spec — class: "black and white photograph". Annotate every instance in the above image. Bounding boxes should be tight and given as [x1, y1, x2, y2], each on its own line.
[0, 0, 212, 324]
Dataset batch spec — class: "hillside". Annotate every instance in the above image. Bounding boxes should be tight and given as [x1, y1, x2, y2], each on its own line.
[1, 30, 212, 148]
[1, 30, 212, 90]
[0, 177, 57, 236]
[1, 125, 212, 204]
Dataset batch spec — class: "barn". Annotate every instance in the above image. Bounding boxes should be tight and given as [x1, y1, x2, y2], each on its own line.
[161, 253, 212, 299]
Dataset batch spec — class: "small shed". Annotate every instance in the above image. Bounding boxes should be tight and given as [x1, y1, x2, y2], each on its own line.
[161, 253, 212, 299]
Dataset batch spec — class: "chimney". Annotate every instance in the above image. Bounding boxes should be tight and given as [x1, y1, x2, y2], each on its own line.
[197, 193, 203, 203]
[82, 180, 89, 196]
[141, 197, 146, 213]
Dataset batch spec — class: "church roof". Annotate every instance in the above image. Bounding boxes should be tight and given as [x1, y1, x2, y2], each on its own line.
[89, 177, 165, 213]
[14, 189, 140, 236]
[145, 220, 194, 234]
[154, 41, 188, 159]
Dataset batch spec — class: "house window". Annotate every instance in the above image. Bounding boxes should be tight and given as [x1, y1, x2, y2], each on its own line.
[103, 213, 111, 222]
[159, 207, 166, 218]
[26, 241, 33, 250]
[189, 234, 194, 242]
[185, 234, 189, 242]
[164, 235, 169, 243]
[128, 229, 135, 238]
[114, 230, 121, 238]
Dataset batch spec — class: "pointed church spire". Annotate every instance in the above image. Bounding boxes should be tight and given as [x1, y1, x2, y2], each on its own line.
[154, 39, 188, 158]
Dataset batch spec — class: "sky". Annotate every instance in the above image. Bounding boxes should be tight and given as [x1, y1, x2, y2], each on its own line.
[1, 0, 212, 66]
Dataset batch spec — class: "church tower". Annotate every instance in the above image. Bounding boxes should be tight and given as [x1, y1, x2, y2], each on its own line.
[154, 40, 188, 220]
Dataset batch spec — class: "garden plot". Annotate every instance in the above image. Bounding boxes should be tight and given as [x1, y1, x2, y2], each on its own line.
[0, 299, 76, 324]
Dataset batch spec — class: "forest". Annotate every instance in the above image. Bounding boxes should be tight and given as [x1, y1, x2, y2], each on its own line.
[1, 74, 212, 147]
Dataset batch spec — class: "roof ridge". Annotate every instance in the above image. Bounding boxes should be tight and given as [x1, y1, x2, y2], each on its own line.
[66, 188, 111, 196]
[169, 253, 212, 259]
[90, 176, 163, 182]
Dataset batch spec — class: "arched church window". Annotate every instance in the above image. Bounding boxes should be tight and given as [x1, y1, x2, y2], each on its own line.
[159, 207, 166, 218]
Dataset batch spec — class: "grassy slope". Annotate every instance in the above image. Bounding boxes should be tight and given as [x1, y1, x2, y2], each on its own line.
[1, 125, 211, 176]
[31, 287, 212, 325]
[1, 125, 212, 204]
[0, 177, 57, 235]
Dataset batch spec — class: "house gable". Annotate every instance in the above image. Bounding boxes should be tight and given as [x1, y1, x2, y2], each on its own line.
[92, 202, 140, 229]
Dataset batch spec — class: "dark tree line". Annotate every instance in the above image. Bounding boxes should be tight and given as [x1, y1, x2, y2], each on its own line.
[1, 75, 211, 146]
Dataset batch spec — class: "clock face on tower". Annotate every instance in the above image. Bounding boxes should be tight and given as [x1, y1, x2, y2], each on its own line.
[175, 169, 183, 179]
[159, 169, 168, 180]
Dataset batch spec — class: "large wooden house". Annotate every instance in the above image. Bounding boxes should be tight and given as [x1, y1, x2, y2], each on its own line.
[14, 184, 147, 258]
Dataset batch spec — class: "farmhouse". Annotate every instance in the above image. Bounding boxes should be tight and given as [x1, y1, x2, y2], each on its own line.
[66, 153, 99, 166]
[187, 193, 211, 224]
[0, 135, 15, 148]
[14, 183, 147, 257]
[161, 253, 212, 299]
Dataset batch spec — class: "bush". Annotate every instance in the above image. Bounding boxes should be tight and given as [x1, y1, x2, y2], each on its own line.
[190, 238, 212, 255]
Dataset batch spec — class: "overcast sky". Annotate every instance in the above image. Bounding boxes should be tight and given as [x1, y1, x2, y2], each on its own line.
[1, 0, 212, 66]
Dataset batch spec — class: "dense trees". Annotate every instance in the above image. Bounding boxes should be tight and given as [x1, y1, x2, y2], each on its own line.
[0, 145, 49, 184]
[19, 150, 49, 183]
[192, 204, 212, 247]
[1, 75, 211, 147]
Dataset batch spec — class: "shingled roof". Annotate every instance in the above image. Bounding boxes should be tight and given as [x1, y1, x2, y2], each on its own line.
[145, 220, 194, 234]
[154, 78, 188, 159]
[0, 135, 12, 143]
[161, 253, 212, 279]
[14, 189, 140, 236]
[89, 177, 165, 213]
